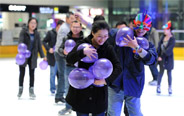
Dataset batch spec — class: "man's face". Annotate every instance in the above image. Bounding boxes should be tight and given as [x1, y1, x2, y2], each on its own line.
[135, 29, 147, 37]
[67, 14, 76, 25]
[71, 22, 82, 35]
[117, 24, 127, 29]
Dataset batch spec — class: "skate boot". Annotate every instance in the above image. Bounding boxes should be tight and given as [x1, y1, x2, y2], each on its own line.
[58, 108, 72, 115]
[17, 86, 23, 98]
[168, 87, 172, 95]
[156, 86, 161, 94]
[29, 87, 36, 99]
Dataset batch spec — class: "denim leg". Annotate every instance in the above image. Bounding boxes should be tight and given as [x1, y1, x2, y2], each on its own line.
[50, 63, 57, 92]
[157, 64, 165, 86]
[54, 52, 66, 98]
[125, 96, 143, 116]
[149, 63, 159, 80]
[65, 66, 75, 94]
[107, 87, 124, 116]
[66, 102, 72, 109]
[167, 70, 172, 86]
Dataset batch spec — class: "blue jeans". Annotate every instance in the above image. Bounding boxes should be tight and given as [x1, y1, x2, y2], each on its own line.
[65, 65, 75, 109]
[54, 52, 66, 98]
[108, 87, 143, 116]
[50, 63, 58, 92]
[76, 112, 105, 116]
[149, 63, 159, 81]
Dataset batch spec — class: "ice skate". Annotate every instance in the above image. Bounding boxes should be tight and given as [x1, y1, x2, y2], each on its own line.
[58, 108, 72, 115]
[17, 86, 23, 98]
[29, 87, 36, 99]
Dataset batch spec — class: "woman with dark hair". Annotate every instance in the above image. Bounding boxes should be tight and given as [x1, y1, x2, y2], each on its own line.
[17, 17, 46, 99]
[65, 20, 122, 116]
[157, 21, 175, 95]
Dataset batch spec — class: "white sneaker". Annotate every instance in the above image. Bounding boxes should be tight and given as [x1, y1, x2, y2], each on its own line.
[149, 80, 157, 86]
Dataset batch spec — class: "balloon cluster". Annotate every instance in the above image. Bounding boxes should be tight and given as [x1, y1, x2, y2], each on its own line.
[64, 39, 76, 53]
[16, 43, 31, 65]
[68, 58, 113, 89]
[115, 27, 149, 49]
[77, 43, 98, 63]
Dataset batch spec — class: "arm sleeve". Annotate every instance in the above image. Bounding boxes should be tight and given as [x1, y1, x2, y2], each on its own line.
[55, 25, 69, 52]
[42, 31, 51, 51]
[38, 34, 45, 58]
[105, 46, 122, 86]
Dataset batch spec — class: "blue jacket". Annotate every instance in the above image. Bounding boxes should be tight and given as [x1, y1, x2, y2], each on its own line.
[111, 37, 157, 98]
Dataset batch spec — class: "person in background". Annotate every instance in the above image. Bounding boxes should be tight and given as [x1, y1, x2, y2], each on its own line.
[108, 21, 127, 47]
[42, 20, 64, 94]
[157, 21, 175, 95]
[58, 20, 84, 115]
[148, 26, 160, 86]
[17, 17, 46, 99]
[107, 12, 157, 116]
[65, 20, 122, 116]
[128, 18, 134, 30]
[54, 11, 76, 103]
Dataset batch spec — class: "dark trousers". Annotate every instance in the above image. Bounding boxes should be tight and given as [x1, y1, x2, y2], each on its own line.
[19, 57, 35, 87]
[149, 63, 159, 81]
[157, 64, 172, 86]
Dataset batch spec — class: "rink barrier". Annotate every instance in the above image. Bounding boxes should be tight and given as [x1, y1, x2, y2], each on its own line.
[0, 45, 46, 58]
[0, 45, 184, 60]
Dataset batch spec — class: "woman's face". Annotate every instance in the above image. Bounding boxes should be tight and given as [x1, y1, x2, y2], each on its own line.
[164, 29, 171, 35]
[92, 29, 109, 45]
[135, 29, 147, 37]
[28, 19, 37, 31]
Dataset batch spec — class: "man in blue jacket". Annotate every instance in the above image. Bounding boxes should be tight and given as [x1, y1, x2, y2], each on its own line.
[107, 12, 157, 116]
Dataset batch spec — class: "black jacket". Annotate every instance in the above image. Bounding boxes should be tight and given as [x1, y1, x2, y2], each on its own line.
[157, 35, 175, 70]
[42, 29, 57, 66]
[19, 27, 45, 69]
[66, 36, 122, 114]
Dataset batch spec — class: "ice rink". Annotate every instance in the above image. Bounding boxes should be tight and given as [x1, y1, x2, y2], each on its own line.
[0, 58, 184, 116]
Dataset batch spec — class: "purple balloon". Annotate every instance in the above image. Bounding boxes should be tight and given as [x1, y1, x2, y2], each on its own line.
[92, 58, 113, 80]
[65, 39, 76, 53]
[39, 60, 48, 70]
[115, 27, 134, 47]
[68, 68, 95, 89]
[24, 50, 31, 58]
[136, 37, 149, 50]
[16, 53, 26, 65]
[77, 43, 98, 63]
[18, 43, 27, 53]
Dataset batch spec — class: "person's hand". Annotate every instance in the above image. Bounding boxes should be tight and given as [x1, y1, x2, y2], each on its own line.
[94, 79, 107, 85]
[83, 45, 97, 60]
[75, 12, 83, 22]
[158, 57, 162, 61]
[63, 48, 68, 55]
[43, 57, 47, 61]
[49, 48, 54, 54]
[123, 35, 139, 49]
